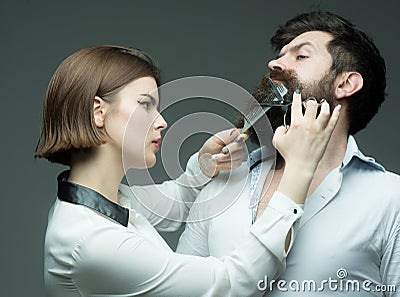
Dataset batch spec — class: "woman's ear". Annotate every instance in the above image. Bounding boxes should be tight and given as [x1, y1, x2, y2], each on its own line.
[93, 96, 109, 128]
[335, 71, 363, 99]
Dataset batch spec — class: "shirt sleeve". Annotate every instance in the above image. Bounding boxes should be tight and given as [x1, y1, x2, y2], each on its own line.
[71, 192, 303, 297]
[176, 204, 211, 256]
[119, 152, 211, 232]
[380, 217, 400, 296]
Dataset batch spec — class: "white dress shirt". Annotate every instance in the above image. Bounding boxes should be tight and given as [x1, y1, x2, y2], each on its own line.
[177, 136, 400, 296]
[44, 153, 303, 296]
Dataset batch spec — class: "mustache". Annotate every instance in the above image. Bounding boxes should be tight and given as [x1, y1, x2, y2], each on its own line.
[251, 69, 301, 103]
[266, 69, 298, 82]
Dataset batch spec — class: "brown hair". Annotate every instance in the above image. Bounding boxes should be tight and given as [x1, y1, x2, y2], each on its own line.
[35, 45, 160, 165]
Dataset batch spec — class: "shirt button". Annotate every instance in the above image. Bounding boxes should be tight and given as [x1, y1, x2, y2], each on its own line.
[293, 209, 298, 214]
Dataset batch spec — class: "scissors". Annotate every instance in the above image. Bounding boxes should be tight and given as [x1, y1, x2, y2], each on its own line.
[266, 78, 291, 128]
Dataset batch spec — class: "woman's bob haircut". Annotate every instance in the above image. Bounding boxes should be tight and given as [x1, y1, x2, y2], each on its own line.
[35, 45, 160, 166]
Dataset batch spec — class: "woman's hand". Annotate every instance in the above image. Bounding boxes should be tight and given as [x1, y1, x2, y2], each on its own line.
[273, 91, 341, 173]
[198, 128, 248, 178]
[273, 90, 341, 204]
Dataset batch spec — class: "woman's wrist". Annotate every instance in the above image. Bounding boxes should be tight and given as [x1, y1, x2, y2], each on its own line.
[277, 163, 315, 205]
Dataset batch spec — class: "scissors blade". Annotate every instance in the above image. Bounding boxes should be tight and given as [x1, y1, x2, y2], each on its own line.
[268, 78, 284, 102]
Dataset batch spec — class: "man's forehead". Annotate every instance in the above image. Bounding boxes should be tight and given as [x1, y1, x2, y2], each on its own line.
[280, 31, 333, 53]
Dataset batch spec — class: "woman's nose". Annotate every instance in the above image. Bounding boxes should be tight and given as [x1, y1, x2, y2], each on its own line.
[154, 113, 167, 131]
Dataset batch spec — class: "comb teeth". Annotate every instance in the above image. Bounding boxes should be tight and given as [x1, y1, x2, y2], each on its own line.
[241, 105, 271, 133]
[259, 82, 288, 104]
[277, 84, 288, 96]
[260, 94, 281, 104]
[247, 105, 264, 120]
[240, 82, 290, 133]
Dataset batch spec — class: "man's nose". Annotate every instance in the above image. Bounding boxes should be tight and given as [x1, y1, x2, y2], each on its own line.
[267, 57, 287, 72]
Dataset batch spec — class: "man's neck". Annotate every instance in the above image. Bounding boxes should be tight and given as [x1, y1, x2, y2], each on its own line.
[256, 118, 349, 219]
[307, 121, 348, 195]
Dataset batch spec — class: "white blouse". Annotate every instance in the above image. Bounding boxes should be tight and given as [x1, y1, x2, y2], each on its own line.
[44, 154, 303, 296]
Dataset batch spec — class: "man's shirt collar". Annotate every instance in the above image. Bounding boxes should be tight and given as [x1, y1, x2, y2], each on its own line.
[249, 135, 386, 172]
[340, 135, 385, 172]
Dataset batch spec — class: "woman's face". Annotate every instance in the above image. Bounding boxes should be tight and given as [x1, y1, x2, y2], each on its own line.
[104, 76, 167, 169]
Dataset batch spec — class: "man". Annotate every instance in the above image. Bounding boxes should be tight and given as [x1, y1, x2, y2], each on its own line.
[177, 11, 400, 296]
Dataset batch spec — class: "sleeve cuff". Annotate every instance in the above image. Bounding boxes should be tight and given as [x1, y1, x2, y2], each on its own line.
[250, 191, 303, 264]
[175, 152, 212, 188]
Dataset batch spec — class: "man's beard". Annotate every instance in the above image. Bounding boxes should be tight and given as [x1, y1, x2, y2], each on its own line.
[237, 69, 337, 145]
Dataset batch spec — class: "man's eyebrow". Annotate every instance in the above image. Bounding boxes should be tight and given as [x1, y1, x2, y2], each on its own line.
[277, 41, 315, 58]
[140, 93, 158, 106]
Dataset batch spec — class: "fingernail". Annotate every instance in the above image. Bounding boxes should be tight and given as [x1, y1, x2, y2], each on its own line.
[229, 129, 236, 136]
[336, 104, 342, 111]
[235, 136, 244, 143]
[221, 147, 229, 154]
[295, 89, 300, 94]
[320, 98, 326, 103]
[212, 155, 218, 161]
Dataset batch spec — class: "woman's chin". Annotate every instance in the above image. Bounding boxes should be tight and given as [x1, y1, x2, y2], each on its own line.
[125, 160, 156, 170]
[145, 158, 156, 168]
[123, 151, 157, 169]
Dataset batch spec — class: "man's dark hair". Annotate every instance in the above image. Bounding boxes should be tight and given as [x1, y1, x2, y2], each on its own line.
[271, 10, 386, 135]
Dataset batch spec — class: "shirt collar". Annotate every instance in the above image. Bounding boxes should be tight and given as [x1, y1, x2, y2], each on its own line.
[248, 145, 276, 171]
[57, 170, 129, 227]
[248, 136, 386, 173]
[340, 135, 385, 172]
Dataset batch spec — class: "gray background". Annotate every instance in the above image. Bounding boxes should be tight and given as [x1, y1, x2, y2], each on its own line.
[1, 0, 399, 296]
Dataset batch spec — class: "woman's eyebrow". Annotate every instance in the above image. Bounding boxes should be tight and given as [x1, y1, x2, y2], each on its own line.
[140, 93, 158, 106]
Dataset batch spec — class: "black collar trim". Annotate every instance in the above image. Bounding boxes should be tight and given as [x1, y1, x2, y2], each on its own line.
[57, 171, 129, 227]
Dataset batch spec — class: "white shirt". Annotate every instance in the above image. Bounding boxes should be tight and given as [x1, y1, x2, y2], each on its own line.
[177, 136, 400, 296]
[44, 154, 303, 296]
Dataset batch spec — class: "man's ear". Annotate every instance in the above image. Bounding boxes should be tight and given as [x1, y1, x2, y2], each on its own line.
[335, 71, 363, 99]
[93, 96, 109, 128]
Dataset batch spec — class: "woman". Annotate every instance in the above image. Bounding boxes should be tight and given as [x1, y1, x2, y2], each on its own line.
[35, 45, 340, 296]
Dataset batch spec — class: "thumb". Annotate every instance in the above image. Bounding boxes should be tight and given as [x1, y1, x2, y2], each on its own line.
[272, 125, 288, 149]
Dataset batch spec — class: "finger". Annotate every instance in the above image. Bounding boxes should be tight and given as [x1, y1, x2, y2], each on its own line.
[290, 90, 302, 125]
[214, 128, 240, 146]
[304, 98, 319, 122]
[216, 141, 245, 161]
[227, 149, 246, 164]
[316, 100, 331, 127]
[234, 133, 249, 143]
[198, 153, 218, 178]
[222, 131, 246, 154]
[272, 125, 288, 149]
[215, 156, 244, 171]
[219, 128, 242, 154]
[325, 104, 341, 134]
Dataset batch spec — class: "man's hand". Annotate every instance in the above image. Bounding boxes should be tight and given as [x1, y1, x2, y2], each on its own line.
[198, 128, 248, 178]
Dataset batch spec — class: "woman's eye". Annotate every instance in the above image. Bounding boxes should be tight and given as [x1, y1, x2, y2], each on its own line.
[139, 101, 151, 109]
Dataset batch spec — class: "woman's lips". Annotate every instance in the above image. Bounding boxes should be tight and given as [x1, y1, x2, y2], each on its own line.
[152, 137, 162, 150]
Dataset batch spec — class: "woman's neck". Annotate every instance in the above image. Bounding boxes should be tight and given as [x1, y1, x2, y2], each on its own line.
[68, 145, 124, 203]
